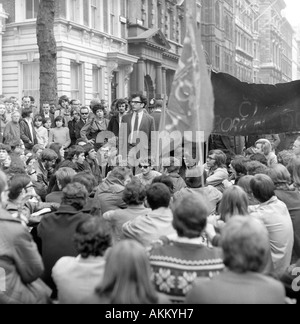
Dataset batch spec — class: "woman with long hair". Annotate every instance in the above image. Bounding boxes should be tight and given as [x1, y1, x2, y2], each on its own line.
[85, 240, 168, 304]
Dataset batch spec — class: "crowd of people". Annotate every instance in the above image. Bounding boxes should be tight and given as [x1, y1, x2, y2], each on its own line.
[0, 93, 300, 304]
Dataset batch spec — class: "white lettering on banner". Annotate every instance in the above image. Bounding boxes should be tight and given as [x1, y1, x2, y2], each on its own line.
[0, 267, 6, 292]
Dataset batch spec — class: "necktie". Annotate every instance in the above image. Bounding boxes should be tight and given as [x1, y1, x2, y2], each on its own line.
[134, 113, 139, 133]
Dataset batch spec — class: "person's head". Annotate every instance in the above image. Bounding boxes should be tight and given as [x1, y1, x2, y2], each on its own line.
[287, 157, 300, 187]
[43, 118, 52, 130]
[146, 183, 171, 210]
[54, 116, 64, 128]
[0, 171, 9, 206]
[0, 103, 6, 116]
[152, 175, 174, 194]
[42, 102, 50, 114]
[92, 104, 105, 119]
[11, 111, 21, 124]
[221, 216, 270, 274]
[277, 150, 294, 167]
[250, 153, 268, 166]
[250, 174, 275, 203]
[4, 99, 13, 113]
[67, 146, 85, 164]
[74, 218, 112, 259]
[61, 182, 88, 210]
[49, 143, 65, 162]
[116, 99, 128, 114]
[0, 144, 11, 162]
[22, 96, 31, 109]
[80, 106, 90, 121]
[32, 144, 44, 158]
[230, 156, 249, 178]
[34, 115, 43, 128]
[185, 166, 207, 189]
[70, 99, 81, 111]
[8, 174, 36, 201]
[58, 95, 69, 108]
[95, 240, 158, 304]
[246, 161, 268, 176]
[172, 193, 209, 238]
[26, 155, 36, 169]
[72, 171, 97, 194]
[71, 108, 80, 122]
[123, 180, 147, 206]
[108, 166, 131, 185]
[154, 99, 163, 110]
[55, 167, 76, 191]
[21, 107, 33, 119]
[130, 94, 147, 113]
[219, 186, 249, 222]
[207, 150, 227, 169]
[162, 157, 181, 174]
[49, 103, 56, 114]
[83, 143, 97, 160]
[293, 137, 300, 156]
[255, 139, 272, 156]
[138, 158, 152, 176]
[266, 164, 291, 188]
[237, 175, 255, 195]
[90, 98, 101, 110]
[39, 149, 58, 170]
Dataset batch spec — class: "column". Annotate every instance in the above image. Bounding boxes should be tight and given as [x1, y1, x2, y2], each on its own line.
[0, 5, 8, 95]
[156, 64, 163, 99]
[137, 59, 145, 94]
[162, 67, 167, 99]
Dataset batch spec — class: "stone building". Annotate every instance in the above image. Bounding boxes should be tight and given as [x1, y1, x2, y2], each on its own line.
[0, 0, 138, 106]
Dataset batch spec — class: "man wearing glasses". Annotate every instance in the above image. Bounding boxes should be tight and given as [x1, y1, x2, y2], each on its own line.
[75, 106, 91, 140]
[120, 94, 155, 162]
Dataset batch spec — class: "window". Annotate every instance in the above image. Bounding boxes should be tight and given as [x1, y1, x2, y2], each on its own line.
[22, 62, 40, 104]
[91, 0, 98, 29]
[215, 2, 220, 27]
[225, 16, 230, 38]
[103, 0, 109, 33]
[215, 45, 220, 70]
[83, 0, 90, 26]
[71, 62, 82, 101]
[92, 66, 102, 99]
[26, 0, 39, 20]
[70, 0, 80, 22]
[225, 53, 229, 72]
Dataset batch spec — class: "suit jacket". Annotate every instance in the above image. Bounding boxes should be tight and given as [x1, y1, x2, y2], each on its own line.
[75, 119, 87, 140]
[120, 112, 155, 155]
[150, 110, 162, 131]
[107, 115, 121, 137]
[186, 271, 286, 304]
[20, 119, 38, 149]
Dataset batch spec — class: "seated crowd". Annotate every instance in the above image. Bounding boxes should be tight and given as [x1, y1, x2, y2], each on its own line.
[1, 94, 300, 304]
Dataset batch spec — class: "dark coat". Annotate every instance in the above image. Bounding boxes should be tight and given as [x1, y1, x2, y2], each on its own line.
[37, 205, 92, 293]
[0, 208, 51, 304]
[68, 120, 78, 146]
[75, 119, 87, 140]
[20, 119, 38, 150]
[107, 115, 120, 137]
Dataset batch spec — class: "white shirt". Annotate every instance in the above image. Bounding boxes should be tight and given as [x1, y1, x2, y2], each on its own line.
[130, 111, 144, 144]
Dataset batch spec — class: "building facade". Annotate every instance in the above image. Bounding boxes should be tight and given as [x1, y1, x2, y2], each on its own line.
[127, 0, 187, 101]
[0, 3, 8, 93]
[201, 0, 235, 76]
[0, 0, 139, 106]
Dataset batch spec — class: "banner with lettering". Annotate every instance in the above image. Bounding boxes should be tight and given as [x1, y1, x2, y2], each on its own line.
[211, 72, 300, 136]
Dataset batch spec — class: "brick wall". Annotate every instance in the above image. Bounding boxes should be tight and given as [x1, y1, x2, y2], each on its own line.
[0, 0, 15, 23]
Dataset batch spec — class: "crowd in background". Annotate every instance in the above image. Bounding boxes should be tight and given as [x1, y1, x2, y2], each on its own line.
[0, 93, 300, 304]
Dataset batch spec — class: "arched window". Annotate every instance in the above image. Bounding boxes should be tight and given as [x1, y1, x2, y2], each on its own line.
[215, 1, 220, 27]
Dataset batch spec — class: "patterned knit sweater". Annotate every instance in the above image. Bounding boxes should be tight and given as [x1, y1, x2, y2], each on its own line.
[149, 236, 224, 303]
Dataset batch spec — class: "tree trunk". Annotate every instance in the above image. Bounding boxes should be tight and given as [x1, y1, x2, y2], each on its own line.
[36, 0, 57, 112]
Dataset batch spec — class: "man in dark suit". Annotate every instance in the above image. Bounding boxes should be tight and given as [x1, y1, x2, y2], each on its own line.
[75, 106, 90, 140]
[19, 108, 38, 150]
[120, 94, 155, 163]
